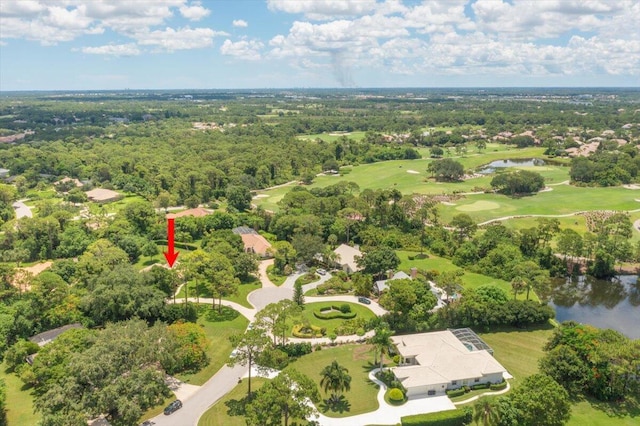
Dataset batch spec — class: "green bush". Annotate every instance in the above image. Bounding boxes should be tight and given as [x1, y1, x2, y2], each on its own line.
[292, 323, 324, 338]
[401, 407, 472, 425]
[490, 381, 507, 391]
[313, 306, 357, 320]
[339, 304, 351, 314]
[446, 388, 466, 398]
[389, 388, 405, 401]
[356, 328, 365, 336]
[393, 355, 401, 364]
[470, 382, 490, 390]
[256, 347, 289, 370]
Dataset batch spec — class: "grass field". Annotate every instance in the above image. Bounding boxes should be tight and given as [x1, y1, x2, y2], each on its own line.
[284, 344, 381, 417]
[176, 305, 248, 385]
[0, 362, 40, 426]
[296, 131, 366, 142]
[395, 250, 532, 300]
[175, 278, 261, 309]
[289, 302, 377, 336]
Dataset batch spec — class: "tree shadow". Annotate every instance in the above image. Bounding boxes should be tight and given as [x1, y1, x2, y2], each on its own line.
[587, 394, 640, 419]
[224, 393, 255, 417]
[204, 305, 240, 322]
[318, 395, 351, 414]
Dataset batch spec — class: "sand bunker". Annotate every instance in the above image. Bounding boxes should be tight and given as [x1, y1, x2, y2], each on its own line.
[407, 170, 420, 174]
[252, 194, 270, 199]
[624, 184, 640, 190]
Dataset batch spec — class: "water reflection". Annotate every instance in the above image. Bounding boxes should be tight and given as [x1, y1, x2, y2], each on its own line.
[545, 275, 640, 339]
[477, 158, 545, 174]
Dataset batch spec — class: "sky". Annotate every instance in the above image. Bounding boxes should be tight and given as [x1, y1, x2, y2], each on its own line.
[0, 0, 639, 90]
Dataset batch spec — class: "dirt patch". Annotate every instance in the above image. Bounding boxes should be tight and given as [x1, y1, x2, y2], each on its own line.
[406, 170, 420, 174]
[353, 344, 373, 361]
[21, 261, 53, 276]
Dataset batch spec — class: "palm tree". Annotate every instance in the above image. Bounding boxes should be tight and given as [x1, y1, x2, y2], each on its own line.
[473, 398, 498, 426]
[369, 326, 394, 371]
[510, 276, 527, 300]
[320, 360, 351, 404]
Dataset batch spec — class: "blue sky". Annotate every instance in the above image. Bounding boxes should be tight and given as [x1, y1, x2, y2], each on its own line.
[1, 0, 639, 90]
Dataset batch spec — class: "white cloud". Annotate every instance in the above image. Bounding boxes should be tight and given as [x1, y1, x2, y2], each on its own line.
[134, 27, 227, 51]
[81, 43, 141, 56]
[232, 19, 248, 28]
[220, 39, 264, 60]
[179, 1, 210, 21]
[267, 0, 377, 20]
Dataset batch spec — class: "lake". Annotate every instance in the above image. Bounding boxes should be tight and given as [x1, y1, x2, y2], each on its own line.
[478, 158, 545, 174]
[544, 275, 640, 339]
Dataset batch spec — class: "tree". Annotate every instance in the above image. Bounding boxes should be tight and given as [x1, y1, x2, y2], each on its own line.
[154, 191, 174, 212]
[320, 360, 352, 404]
[293, 281, 304, 307]
[496, 374, 571, 426]
[473, 398, 497, 426]
[228, 329, 270, 396]
[427, 158, 464, 181]
[490, 170, 545, 195]
[450, 213, 477, 242]
[368, 326, 393, 371]
[379, 279, 417, 314]
[352, 272, 373, 297]
[269, 241, 296, 275]
[436, 270, 464, 302]
[226, 185, 252, 211]
[254, 300, 300, 346]
[207, 251, 239, 312]
[557, 229, 583, 275]
[141, 240, 159, 262]
[510, 276, 527, 300]
[511, 261, 550, 300]
[475, 140, 487, 153]
[245, 369, 319, 426]
[356, 247, 400, 279]
[291, 233, 325, 264]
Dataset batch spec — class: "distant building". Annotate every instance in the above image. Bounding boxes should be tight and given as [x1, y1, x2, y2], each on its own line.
[85, 188, 122, 203]
[0, 168, 9, 178]
[232, 226, 273, 257]
[333, 244, 363, 273]
[375, 270, 411, 294]
[166, 207, 214, 219]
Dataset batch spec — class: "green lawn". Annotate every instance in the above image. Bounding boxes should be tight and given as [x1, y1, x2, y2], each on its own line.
[395, 250, 531, 300]
[289, 302, 377, 337]
[437, 184, 640, 225]
[479, 326, 639, 425]
[296, 131, 366, 142]
[284, 344, 381, 417]
[266, 264, 287, 286]
[0, 362, 40, 426]
[175, 305, 248, 385]
[198, 378, 269, 426]
[175, 278, 261, 309]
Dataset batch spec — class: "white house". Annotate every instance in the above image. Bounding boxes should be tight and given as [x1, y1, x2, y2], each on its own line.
[391, 330, 507, 398]
[333, 244, 363, 273]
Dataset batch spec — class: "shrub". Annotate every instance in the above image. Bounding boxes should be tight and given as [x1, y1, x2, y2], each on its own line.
[393, 355, 401, 364]
[313, 306, 357, 320]
[401, 407, 472, 425]
[4, 340, 39, 373]
[339, 304, 351, 314]
[389, 388, 405, 401]
[256, 347, 289, 370]
[470, 382, 490, 390]
[490, 381, 507, 391]
[278, 342, 312, 358]
[446, 388, 466, 398]
[292, 323, 324, 338]
[356, 328, 365, 336]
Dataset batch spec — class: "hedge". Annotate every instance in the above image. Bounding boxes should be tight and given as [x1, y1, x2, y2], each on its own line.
[292, 324, 325, 338]
[490, 381, 507, 391]
[445, 388, 466, 398]
[401, 407, 472, 426]
[470, 382, 490, 390]
[313, 306, 357, 320]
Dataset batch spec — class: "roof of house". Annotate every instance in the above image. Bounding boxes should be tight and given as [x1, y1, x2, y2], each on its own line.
[166, 207, 213, 219]
[333, 244, 363, 271]
[240, 233, 272, 255]
[375, 271, 411, 293]
[54, 176, 83, 187]
[85, 188, 121, 202]
[29, 323, 83, 346]
[391, 330, 506, 387]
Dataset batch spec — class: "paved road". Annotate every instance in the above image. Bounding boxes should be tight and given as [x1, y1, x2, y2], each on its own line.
[149, 364, 248, 426]
[12, 200, 33, 218]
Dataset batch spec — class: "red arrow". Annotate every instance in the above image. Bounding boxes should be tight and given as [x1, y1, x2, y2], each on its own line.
[163, 218, 179, 268]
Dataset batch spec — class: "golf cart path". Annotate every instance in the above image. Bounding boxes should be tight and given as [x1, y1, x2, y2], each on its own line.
[477, 207, 640, 226]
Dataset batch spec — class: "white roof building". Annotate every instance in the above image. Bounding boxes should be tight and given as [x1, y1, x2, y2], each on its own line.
[333, 244, 363, 273]
[391, 330, 507, 398]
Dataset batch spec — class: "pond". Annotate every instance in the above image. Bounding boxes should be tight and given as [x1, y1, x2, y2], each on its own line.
[543, 275, 640, 339]
[477, 158, 545, 174]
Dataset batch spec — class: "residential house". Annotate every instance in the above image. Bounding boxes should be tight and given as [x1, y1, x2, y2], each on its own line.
[85, 188, 122, 203]
[232, 226, 273, 257]
[391, 329, 507, 398]
[333, 244, 363, 273]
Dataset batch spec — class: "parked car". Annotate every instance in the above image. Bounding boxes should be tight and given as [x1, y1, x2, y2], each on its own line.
[358, 297, 371, 305]
[316, 268, 327, 275]
[140, 421, 155, 426]
[230, 348, 239, 358]
[163, 400, 183, 415]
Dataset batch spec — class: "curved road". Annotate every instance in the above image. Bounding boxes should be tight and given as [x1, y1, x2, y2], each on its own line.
[151, 262, 388, 426]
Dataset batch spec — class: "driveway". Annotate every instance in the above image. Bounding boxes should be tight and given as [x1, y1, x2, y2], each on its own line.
[12, 200, 33, 218]
[149, 364, 248, 426]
